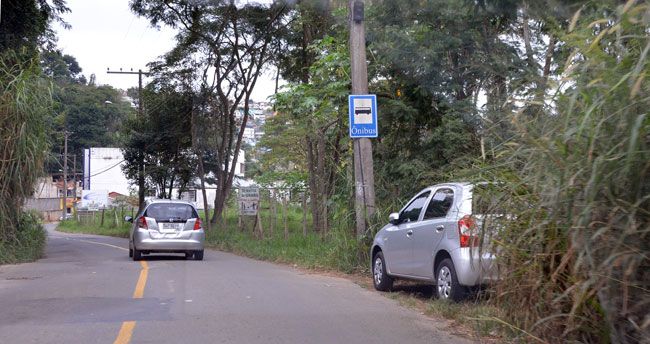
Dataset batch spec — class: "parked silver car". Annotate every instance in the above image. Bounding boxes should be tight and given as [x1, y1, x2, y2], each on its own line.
[125, 199, 205, 261]
[370, 182, 498, 301]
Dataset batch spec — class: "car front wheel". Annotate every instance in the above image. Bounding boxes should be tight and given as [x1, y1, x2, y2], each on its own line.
[435, 258, 466, 302]
[372, 252, 393, 291]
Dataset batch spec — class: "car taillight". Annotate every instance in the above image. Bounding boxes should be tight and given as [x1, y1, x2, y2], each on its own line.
[458, 215, 479, 247]
[139, 216, 148, 230]
[193, 218, 202, 230]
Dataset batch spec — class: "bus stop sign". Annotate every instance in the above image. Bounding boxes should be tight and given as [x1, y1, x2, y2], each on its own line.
[349, 94, 378, 138]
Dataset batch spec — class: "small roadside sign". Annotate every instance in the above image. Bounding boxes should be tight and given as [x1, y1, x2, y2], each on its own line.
[349, 94, 378, 138]
[238, 187, 260, 216]
[239, 200, 259, 216]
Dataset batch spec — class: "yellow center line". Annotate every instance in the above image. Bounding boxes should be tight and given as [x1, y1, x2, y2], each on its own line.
[133, 261, 149, 299]
[113, 321, 136, 344]
[113, 261, 149, 344]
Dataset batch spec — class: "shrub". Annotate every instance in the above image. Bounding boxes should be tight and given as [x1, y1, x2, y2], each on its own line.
[0, 211, 47, 264]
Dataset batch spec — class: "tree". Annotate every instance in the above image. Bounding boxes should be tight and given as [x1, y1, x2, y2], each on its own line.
[40, 50, 86, 84]
[0, 0, 69, 53]
[365, 0, 524, 199]
[131, 0, 289, 223]
[266, 36, 350, 234]
[122, 79, 195, 199]
[44, 53, 134, 174]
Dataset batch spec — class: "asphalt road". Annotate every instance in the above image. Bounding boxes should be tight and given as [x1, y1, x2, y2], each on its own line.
[0, 224, 473, 344]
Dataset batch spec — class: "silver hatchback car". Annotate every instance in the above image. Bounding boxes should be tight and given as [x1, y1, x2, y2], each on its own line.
[371, 182, 498, 301]
[125, 199, 205, 261]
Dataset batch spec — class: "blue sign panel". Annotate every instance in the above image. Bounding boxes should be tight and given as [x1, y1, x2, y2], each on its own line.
[349, 94, 378, 138]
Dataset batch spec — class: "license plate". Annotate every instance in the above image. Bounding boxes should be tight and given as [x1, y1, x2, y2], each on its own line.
[160, 223, 182, 232]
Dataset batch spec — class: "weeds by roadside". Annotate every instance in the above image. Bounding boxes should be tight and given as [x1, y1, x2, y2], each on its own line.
[0, 211, 46, 264]
[56, 219, 130, 238]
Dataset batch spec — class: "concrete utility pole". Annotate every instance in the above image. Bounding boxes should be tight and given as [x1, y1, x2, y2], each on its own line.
[62, 131, 70, 218]
[73, 154, 77, 216]
[107, 68, 149, 210]
[349, 0, 376, 238]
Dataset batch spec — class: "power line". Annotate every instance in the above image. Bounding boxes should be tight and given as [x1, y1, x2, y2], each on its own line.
[107, 68, 149, 209]
[88, 159, 126, 178]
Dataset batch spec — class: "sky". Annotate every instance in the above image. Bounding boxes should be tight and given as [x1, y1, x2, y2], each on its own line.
[55, 0, 278, 102]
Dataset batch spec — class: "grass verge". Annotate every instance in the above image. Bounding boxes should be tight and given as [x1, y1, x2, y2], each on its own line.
[56, 219, 131, 238]
[0, 211, 47, 265]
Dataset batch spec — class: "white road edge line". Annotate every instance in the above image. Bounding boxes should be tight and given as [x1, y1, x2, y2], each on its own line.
[53, 237, 129, 251]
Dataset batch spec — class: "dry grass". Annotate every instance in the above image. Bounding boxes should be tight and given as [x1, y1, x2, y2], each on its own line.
[467, 4, 650, 343]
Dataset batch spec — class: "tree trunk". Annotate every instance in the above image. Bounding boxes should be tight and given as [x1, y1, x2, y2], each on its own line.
[167, 174, 175, 200]
[270, 189, 275, 236]
[137, 156, 145, 212]
[283, 197, 288, 240]
[316, 134, 327, 234]
[197, 155, 211, 231]
[522, 5, 536, 69]
[302, 191, 307, 237]
[305, 137, 319, 232]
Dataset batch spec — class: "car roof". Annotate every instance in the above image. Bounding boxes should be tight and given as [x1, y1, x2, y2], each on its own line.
[424, 182, 471, 189]
[145, 199, 195, 206]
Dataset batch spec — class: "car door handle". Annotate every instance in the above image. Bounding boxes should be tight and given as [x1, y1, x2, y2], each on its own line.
[406, 230, 413, 236]
[435, 225, 445, 232]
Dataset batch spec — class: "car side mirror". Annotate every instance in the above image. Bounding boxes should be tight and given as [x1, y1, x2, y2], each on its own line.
[124, 216, 133, 223]
[389, 212, 400, 225]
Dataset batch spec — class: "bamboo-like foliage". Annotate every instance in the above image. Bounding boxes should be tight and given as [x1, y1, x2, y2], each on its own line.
[0, 50, 51, 241]
[478, 4, 649, 343]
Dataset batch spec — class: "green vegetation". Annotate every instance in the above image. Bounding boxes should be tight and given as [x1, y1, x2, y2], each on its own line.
[57, 216, 131, 238]
[1, 1, 128, 265]
[1, 0, 646, 342]
[45, 51, 134, 173]
[205, 204, 364, 273]
[57, 206, 135, 238]
[473, 4, 650, 342]
[0, 211, 47, 265]
[0, 50, 51, 264]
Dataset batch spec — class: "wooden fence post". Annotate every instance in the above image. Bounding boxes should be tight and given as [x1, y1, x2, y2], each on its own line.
[270, 189, 275, 237]
[256, 210, 264, 239]
[283, 197, 288, 240]
[302, 191, 307, 237]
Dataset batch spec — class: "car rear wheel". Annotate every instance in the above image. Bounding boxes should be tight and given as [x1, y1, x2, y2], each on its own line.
[435, 258, 466, 302]
[194, 250, 204, 261]
[185, 252, 193, 259]
[132, 247, 142, 261]
[372, 252, 393, 291]
[129, 249, 133, 258]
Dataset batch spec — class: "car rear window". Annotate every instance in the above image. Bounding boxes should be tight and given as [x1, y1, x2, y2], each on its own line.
[145, 203, 198, 222]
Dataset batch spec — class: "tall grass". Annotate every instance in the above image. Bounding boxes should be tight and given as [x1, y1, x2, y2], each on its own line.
[0, 211, 46, 264]
[0, 50, 51, 242]
[475, 4, 649, 343]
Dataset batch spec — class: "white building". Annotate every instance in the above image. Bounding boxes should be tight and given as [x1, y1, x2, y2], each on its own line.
[243, 127, 256, 145]
[83, 147, 247, 209]
[83, 148, 130, 195]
